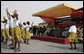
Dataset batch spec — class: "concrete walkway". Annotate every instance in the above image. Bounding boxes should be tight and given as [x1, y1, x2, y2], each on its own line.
[1, 39, 83, 53]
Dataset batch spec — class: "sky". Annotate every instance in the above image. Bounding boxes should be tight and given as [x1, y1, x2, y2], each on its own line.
[1, 1, 83, 25]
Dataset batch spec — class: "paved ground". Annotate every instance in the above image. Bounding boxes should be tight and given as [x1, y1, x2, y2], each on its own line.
[1, 39, 83, 53]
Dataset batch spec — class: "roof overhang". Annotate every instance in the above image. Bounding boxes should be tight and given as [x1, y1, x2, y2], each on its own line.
[32, 3, 78, 18]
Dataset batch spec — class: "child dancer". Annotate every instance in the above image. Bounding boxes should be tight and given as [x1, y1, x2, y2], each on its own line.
[69, 23, 78, 49]
[4, 19, 10, 45]
[25, 21, 31, 45]
[6, 8, 15, 47]
[23, 22, 27, 43]
[1, 17, 5, 43]
[21, 22, 26, 43]
[13, 11, 21, 51]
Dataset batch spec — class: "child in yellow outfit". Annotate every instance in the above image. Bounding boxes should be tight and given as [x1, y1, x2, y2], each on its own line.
[68, 23, 78, 49]
[22, 22, 26, 43]
[18, 23, 23, 42]
[13, 13, 21, 52]
[6, 8, 15, 46]
[4, 19, 10, 44]
[25, 21, 31, 45]
[1, 20, 5, 43]
[21, 22, 26, 43]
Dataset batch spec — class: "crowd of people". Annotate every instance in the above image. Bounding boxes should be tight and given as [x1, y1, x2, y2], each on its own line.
[32, 25, 83, 38]
[31, 26, 46, 36]
[31, 25, 69, 38]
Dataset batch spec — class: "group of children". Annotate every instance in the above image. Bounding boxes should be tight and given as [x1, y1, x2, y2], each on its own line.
[1, 8, 32, 52]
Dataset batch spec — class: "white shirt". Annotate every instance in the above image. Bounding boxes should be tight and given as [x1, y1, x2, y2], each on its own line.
[69, 25, 77, 33]
[21, 25, 26, 29]
[26, 25, 31, 30]
[4, 23, 9, 29]
[9, 16, 14, 28]
[1, 22, 5, 29]
[21, 25, 24, 29]
[13, 18, 19, 28]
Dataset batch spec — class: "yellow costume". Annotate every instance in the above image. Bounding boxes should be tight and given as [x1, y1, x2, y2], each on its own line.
[20, 28, 22, 41]
[1, 29, 5, 37]
[14, 26, 21, 42]
[21, 29, 25, 39]
[69, 32, 78, 42]
[10, 28, 15, 40]
[25, 30, 31, 39]
[5, 29, 10, 39]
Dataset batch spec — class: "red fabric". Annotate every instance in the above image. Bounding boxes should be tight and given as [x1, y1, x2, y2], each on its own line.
[71, 11, 83, 17]
[76, 23, 82, 27]
[40, 16, 55, 26]
[71, 7, 83, 17]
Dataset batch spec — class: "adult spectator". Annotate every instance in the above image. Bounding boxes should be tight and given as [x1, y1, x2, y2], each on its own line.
[42, 26, 46, 36]
[33, 26, 37, 35]
[62, 29, 67, 38]
[45, 26, 51, 36]
[39, 27, 43, 36]
[50, 28, 55, 37]
[36, 26, 39, 36]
